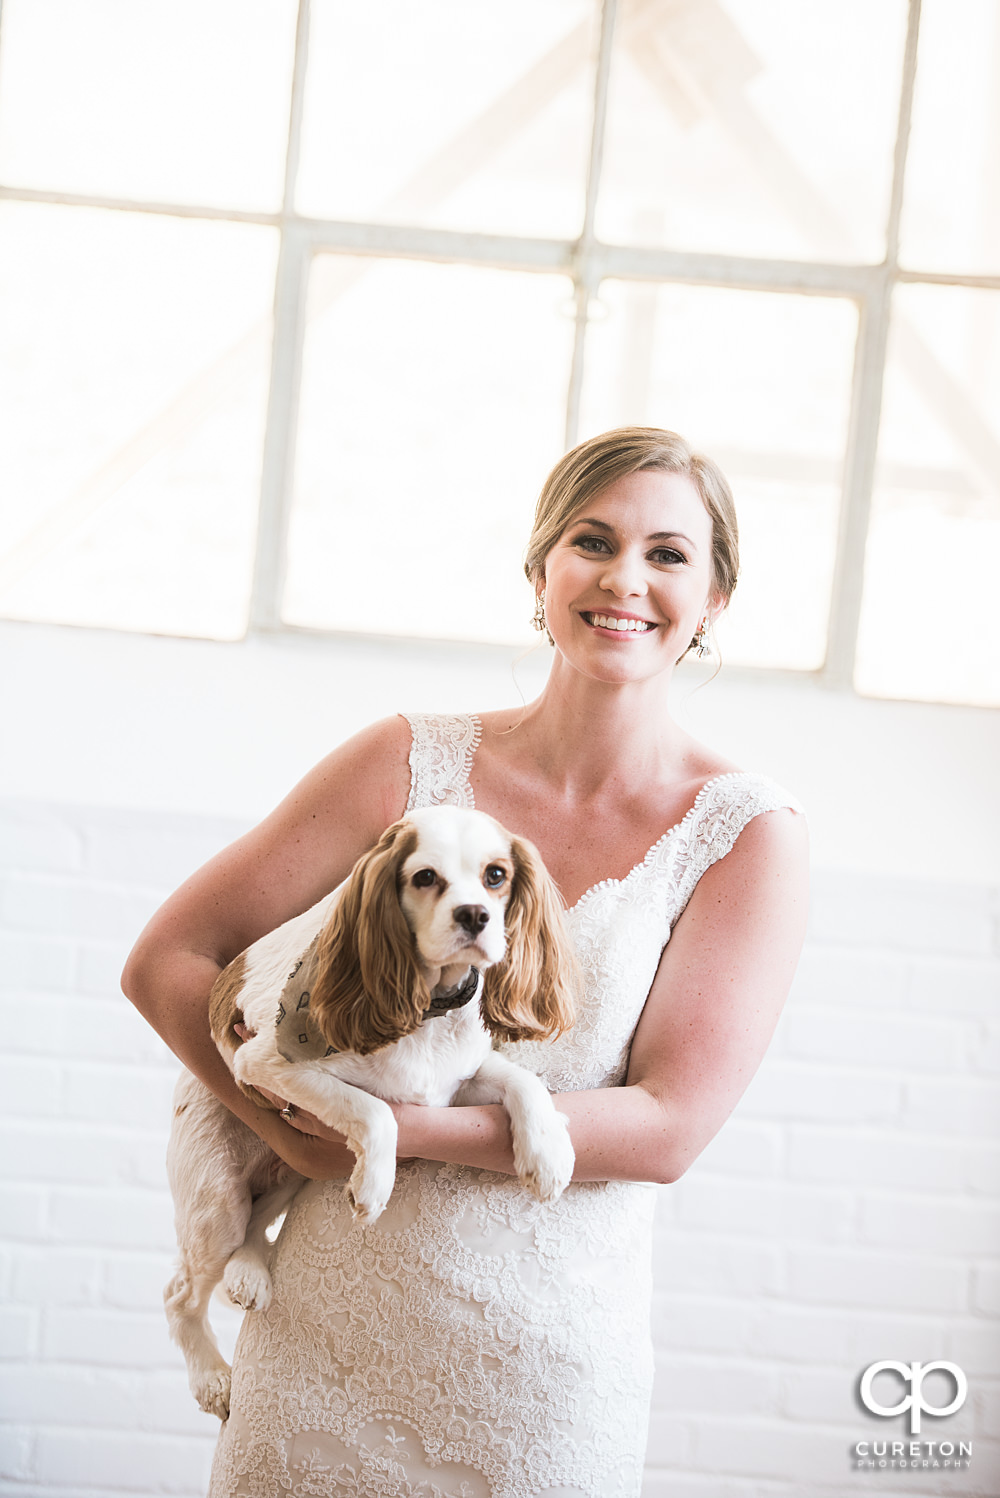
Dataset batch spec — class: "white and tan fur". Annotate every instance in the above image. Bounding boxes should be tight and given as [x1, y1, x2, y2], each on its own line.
[165, 806, 577, 1419]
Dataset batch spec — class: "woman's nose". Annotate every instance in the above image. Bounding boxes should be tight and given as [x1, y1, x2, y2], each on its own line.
[599, 549, 647, 597]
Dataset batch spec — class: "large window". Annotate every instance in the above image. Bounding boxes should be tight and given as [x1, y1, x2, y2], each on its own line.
[0, 0, 996, 705]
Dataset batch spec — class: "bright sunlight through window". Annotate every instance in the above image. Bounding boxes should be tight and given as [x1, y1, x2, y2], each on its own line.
[0, 0, 996, 706]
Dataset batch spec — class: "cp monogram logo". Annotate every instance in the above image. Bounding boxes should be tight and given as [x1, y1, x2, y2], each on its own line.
[860, 1361, 968, 1435]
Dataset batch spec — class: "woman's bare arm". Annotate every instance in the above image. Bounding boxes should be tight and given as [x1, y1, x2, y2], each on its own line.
[361, 805, 809, 1186]
[120, 715, 413, 1172]
[126, 731, 806, 1186]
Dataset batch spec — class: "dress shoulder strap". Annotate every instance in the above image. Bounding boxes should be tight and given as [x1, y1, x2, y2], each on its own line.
[402, 712, 482, 811]
[665, 771, 804, 918]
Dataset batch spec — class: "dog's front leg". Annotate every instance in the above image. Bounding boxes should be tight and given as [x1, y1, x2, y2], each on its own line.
[235, 1045, 398, 1223]
[456, 1052, 574, 1202]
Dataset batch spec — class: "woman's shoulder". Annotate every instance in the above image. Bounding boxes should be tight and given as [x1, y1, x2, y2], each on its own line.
[331, 714, 414, 775]
[663, 734, 805, 846]
[315, 711, 485, 823]
[667, 735, 742, 802]
[683, 767, 806, 848]
[298, 715, 413, 831]
[673, 729, 800, 804]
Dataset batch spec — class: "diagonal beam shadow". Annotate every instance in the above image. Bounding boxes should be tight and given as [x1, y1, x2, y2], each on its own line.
[624, 0, 1000, 499]
[2, 0, 996, 599]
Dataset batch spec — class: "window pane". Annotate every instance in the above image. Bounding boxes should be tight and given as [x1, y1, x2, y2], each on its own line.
[0, 0, 296, 211]
[578, 283, 858, 670]
[0, 203, 277, 639]
[856, 285, 1000, 706]
[296, 0, 595, 239]
[597, 0, 907, 263]
[283, 257, 575, 642]
[898, 0, 1000, 275]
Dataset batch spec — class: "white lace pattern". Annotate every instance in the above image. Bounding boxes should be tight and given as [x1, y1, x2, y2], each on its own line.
[209, 713, 801, 1498]
[406, 711, 481, 812]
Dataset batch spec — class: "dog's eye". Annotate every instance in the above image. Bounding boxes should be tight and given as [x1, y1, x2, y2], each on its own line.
[411, 868, 437, 889]
[483, 865, 507, 889]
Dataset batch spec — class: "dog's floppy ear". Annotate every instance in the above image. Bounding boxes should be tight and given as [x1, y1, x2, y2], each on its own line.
[480, 835, 577, 1044]
[309, 819, 430, 1055]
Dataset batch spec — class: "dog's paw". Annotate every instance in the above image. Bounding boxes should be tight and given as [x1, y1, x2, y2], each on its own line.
[345, 1183, 385, 1224]
[514, 1111, 575, 1203]
[345, 1179, 391, 1224]
[345, 1154, 396, 1224]
[192, 1364, 232, 1421]
[222, 1253, 273, 1311]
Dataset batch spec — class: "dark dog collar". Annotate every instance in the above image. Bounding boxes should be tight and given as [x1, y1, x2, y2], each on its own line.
[422, 966, 481, 1019]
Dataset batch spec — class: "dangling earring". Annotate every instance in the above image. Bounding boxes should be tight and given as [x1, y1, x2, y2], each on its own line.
[532, 592, 546, 633]
[691, 618, 711, 658]
[532, 591, 554, 645]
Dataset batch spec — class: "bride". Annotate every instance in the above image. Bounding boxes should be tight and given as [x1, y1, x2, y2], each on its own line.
[124, 427, 808, 1497]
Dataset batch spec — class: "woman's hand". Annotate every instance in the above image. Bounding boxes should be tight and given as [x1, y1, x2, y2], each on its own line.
[279, 1096, 416, 1165]
[233, 1024, 415, 1159]
[231, 1021, 307, 1124]
[276, 1102, 346, 1142]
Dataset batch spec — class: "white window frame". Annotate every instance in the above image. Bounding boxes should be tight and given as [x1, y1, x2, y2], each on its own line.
[2, 0, 998, 696]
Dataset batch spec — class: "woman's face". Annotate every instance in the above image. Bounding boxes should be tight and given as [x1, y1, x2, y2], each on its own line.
[539, 468, 720, 684]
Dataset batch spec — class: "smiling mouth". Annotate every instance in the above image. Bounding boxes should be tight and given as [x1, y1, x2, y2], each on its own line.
[581, 612, 657, 633]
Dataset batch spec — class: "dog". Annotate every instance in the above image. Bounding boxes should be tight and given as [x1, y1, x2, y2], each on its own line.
[164, 805, 578, 1418]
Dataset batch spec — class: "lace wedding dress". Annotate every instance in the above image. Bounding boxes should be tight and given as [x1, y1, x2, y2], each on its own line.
[209, 713, 800, 1498]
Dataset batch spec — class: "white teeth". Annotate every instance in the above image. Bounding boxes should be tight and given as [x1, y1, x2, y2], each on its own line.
[587, 613, 653, 632]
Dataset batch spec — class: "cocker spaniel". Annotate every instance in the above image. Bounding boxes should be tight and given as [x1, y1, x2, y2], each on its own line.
[164, 805, 577, 1418]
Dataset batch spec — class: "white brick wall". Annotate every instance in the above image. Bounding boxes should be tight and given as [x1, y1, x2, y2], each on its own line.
[1, 798, 998, 1498]
[0, 801, 247, 1498]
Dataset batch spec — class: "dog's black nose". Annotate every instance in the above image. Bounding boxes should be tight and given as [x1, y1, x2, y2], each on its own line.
[453, 904, 489, 934]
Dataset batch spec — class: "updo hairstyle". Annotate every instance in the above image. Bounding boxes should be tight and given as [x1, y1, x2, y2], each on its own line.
[523, 426, 739, 605]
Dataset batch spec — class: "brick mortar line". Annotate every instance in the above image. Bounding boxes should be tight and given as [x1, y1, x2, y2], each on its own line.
[768, 1058, 999, 1078]
[657, 1300, 1000, 1318]
[774, 1121, 1000, 1139]
[652, 1286, 978, 1303]
[0, 1123, 172, 1142]
[778, 1044, 1000, 1065]
[0, 1489, 198, 1498]
[0, 1421, 211, 1443]
[682, 1173, 1000, 1200]
[784, 999, 996, 1019]
[0, 872, 175, 896]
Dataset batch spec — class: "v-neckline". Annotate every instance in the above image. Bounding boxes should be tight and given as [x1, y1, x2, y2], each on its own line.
[555, 772, 747, 914]
[459, 712, 746, 914]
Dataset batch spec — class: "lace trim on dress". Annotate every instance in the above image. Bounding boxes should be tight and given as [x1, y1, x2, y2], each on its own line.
[403, 711, 482, 812]
[502, 771, 804, 1096]
[566, 770, 803, 914]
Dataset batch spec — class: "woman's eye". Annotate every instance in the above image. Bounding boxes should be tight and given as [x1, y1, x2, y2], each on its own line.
[650, 547, 685, 565]
[574, 534, 611, 553]
[412, 868, 437, 888]
[483, 865, 507, 888]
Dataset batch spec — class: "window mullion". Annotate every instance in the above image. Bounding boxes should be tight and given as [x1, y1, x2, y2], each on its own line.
[248, 224, 311, 634]
[566, 0, 617, 449]
[822, 0, 922, 688]
[282, 0, 311, 215]
[249, 0, 311, 634]
[822, 273, 893, 687]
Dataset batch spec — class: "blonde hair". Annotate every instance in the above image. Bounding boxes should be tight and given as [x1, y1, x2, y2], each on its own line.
[524, 426, 739, 604]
